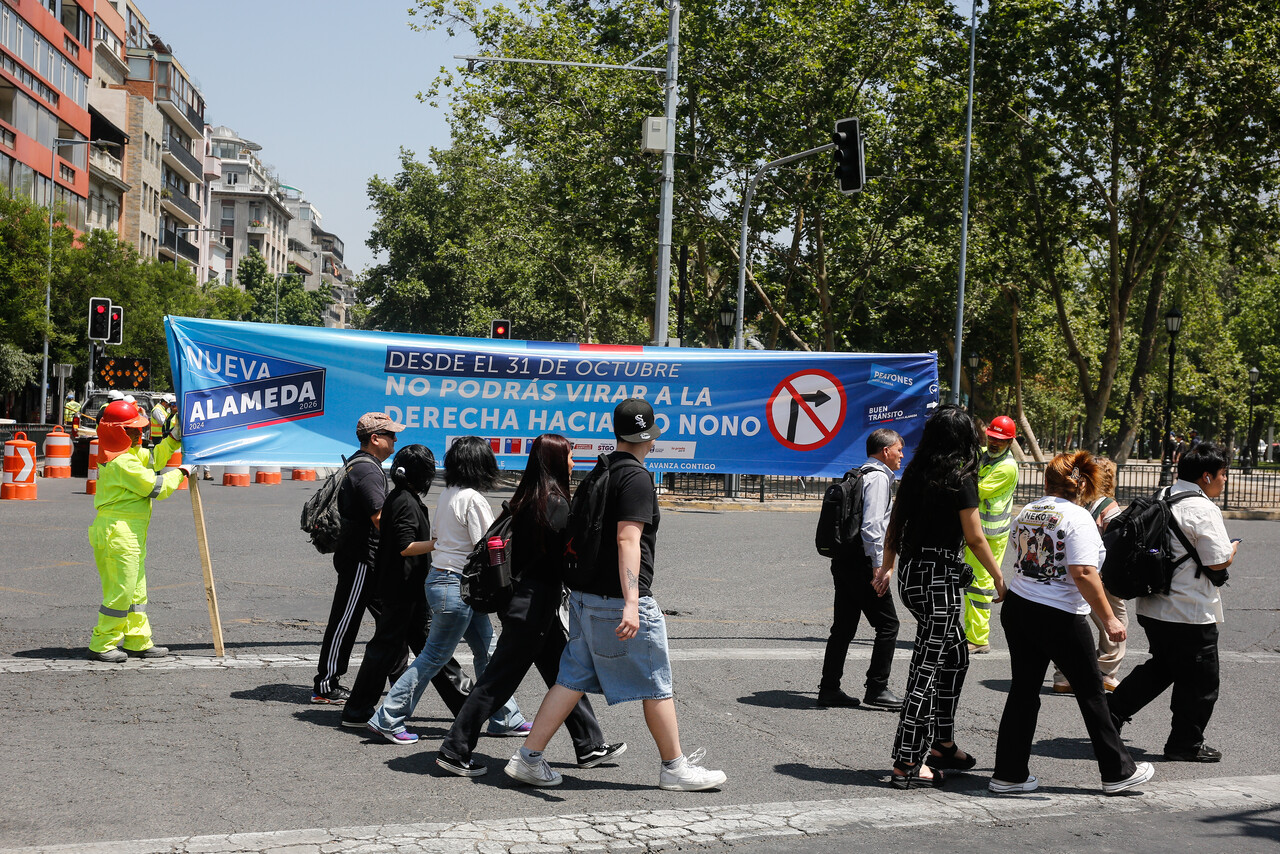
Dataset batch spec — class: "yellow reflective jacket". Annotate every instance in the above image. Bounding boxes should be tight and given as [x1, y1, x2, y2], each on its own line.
[93, 437, 185, 521]
[976, 447, 1018, 541]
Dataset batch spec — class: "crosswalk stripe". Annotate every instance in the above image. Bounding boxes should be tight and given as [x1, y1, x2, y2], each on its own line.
[3, 774, 1277, 854]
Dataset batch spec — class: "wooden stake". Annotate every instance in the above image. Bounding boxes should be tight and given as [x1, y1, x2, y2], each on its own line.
[188, 475, 225, 657]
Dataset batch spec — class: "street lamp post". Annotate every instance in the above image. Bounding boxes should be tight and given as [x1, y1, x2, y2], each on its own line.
[967, 352, 980, 414]
[1160, 307, 1183, 485]
[1246, 366, 1260, 471]
[719, 308, 735, 348]
[41, 138, 121, 424]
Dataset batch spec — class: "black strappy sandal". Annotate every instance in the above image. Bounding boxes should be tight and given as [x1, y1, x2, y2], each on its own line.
[927, 742, 977, 771]
[891, 760, 945, 789]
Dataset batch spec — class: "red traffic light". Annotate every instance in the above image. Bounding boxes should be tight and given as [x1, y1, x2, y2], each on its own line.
[490, 319, 512, 339]
[96, 305, 106, 313]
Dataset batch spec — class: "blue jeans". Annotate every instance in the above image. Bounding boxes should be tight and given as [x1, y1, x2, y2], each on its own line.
[369, 569, 525, 734]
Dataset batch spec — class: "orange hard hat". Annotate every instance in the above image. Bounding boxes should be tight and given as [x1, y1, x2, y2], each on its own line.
[99, 400, 149, 429]
[986, 415, 1017, 441]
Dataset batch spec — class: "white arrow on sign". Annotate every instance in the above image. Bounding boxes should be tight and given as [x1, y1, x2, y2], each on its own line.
[14, 445, 33, 481]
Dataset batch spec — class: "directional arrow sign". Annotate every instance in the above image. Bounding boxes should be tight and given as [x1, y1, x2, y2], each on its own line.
[14, 444, 33, 481]
[767, 370, 847, 451]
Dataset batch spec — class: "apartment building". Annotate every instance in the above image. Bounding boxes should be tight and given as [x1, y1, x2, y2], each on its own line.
[86, 0, 128, 232]
[0, 0, 95, 226]
[281, 185, 355, 327]
[207, 124, 291, 284]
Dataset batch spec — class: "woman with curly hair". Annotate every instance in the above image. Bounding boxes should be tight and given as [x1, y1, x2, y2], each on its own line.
[881, 404, 1005, 788]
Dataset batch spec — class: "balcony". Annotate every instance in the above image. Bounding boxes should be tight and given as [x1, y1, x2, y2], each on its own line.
[289, 249, 315, 275]
[161, 189, 201, 224]
[160, 230, 199, 263]
[203, 154, 221, 179]
[246, 220, 268, 234]
[163, 136, 202, 183]
[156, 88, 203, 138]
[89, 146, 130, 192]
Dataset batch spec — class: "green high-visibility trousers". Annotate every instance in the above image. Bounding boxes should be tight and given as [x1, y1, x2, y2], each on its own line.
[963, 533, 1009, 646]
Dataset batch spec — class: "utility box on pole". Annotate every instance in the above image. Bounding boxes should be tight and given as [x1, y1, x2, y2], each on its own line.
[642, 116, 667, 154]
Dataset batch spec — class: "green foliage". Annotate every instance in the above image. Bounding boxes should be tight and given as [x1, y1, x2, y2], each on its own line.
[0, 342, 37, 397]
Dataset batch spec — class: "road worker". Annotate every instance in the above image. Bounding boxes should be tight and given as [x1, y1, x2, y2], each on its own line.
[63, 392, 81, 425]
[86, 399, 191, 663]
[149, 396, 172, 443]
[963, 415, 1019, 653]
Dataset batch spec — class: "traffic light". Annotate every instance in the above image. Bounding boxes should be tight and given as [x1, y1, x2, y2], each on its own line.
[106, 305, 124, 346]
[831, 117, 865, 194]
[88, 297, 111, 340]
[491, 319, 511, 339]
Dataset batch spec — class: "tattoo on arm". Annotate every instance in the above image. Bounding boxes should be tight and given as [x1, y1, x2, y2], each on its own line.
[626, 568, 638, 591]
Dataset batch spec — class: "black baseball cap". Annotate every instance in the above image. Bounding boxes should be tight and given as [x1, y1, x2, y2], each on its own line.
[614, 398, 661, 443]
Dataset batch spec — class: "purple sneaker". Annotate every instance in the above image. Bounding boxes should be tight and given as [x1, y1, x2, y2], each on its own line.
[368, 724, 419, 745]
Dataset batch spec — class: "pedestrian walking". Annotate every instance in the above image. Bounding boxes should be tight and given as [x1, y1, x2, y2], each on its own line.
[312, 412, 402, 704]
[436, 433, 625, 776]
[880, 404, 1005, 788]
[1108, 443, 1238, 763]
[963, 415, 1019, 653]
[989, 451, 1153, 795]
[86, 399, 191, 662]
[504, 399, 727, 792]
[817, 427, 905, 711]
[340, 443, 475, 728]
[366, 436, 528, 744]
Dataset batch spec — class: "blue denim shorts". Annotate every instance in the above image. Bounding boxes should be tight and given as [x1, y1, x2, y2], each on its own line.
[555, 590, 673, 705]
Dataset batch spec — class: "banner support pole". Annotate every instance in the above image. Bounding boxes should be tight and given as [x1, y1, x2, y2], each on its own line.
[188, 476, 225, 657]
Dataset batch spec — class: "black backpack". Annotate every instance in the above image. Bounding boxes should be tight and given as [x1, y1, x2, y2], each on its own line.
[300, 456, 358, 554]
[815, 465, 876, 559]
[459, 503, 516, 614]
[562, 454, 647, 591]
[1100, 488, 1205, 599]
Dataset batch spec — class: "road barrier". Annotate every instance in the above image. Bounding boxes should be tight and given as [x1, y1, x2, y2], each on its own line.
[86, 439, 99, 495]
[254, 466, 282, 485]
[291, 468, 316, 481]
[169, 445, 188, 490]
[41, 426, 72, 478]
[222, 465, 250, 487]
[2, 432, 38, 500]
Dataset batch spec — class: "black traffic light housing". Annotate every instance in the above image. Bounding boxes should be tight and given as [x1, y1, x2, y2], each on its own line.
[491, 319, 512, 339]
[106, 305, 124, 346]
[832, 117, 865, 194]
[88, 297, 111, 341]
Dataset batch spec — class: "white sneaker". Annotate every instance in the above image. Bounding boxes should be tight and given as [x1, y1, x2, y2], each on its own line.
[504, 753, 563, 787]
[988, 775, 1039, 794]
[1102, 761, 1154, 794]
[658, 748, 727, 791]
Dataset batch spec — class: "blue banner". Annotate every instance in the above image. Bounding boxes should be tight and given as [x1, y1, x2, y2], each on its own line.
[164, 317, 938, 476]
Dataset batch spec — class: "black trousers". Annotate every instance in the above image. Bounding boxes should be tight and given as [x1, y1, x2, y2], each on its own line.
[344, 565, 474, 722]
[1108, 615, 1220, 753]
[440, 575, 605, 762]
[314, 558, 374, 694]
[820, 559, 900, 695]
[994, 591, 1136, 784]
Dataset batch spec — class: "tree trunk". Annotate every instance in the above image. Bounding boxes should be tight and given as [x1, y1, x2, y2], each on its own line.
[1008, 289, 1045, 462]
[1112, 254, 1171, 465]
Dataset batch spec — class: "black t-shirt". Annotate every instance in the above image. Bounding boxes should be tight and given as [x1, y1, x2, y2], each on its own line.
[376, 487, 430, 581]
[902, 473, 979, 561]
[580, 451, 659, 598]
[511, 493, 569, 583]
[334, 450, 387, 566]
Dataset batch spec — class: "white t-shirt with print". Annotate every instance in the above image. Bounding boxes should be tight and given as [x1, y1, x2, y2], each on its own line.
[431, 486, 495, 574]
[1009, 496, 1105, 615]
[1136, 480, 1233, 625]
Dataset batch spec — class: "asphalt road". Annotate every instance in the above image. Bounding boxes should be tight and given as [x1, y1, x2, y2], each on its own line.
[1, 475, 1277, 852]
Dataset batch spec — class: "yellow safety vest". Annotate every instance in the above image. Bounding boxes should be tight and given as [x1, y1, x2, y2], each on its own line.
[976, 448, 1018, 541]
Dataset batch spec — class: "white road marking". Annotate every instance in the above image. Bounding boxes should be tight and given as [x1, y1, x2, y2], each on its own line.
[2, 774, 1277, 854]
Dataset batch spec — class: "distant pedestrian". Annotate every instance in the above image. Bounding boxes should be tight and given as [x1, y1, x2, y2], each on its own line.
[880, 404, 1005, 789]
[366, 436, 528, 744]
[86, 400, 190, 662]
[63, 393, 80, 425]
[1108, 443, 1238, 763]
[989, 451, 1153, 795]
[504, 399, 727, 792]
[339, 443, 475, 729]
[312, 412, 402, 704]
[436, 433, 625, 776]
[817, 427, 905, 712]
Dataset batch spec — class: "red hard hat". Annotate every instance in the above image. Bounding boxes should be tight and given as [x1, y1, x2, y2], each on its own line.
[99, 400, 149, 429]
[986, 415, 1017, 440]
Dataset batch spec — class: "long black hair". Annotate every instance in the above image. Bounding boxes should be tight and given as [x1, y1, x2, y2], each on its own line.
[390, 444, 437, 494]
[886, 404, 980, 557]
[509, 433, 572, 531]
[444, 435, 499, 490]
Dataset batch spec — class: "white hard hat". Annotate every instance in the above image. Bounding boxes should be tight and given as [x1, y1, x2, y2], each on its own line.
[108, 390, 124, 400]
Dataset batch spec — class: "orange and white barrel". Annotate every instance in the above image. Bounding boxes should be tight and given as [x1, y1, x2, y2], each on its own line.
[222, 465, 250, 487]
[42, 426, 72, 478]
[168, 446, 188, 490]
[291, 468, 317, 481]
[254, 465, 282, 485]
[87, 439, 99, 495]
[2, 432, 38, 500]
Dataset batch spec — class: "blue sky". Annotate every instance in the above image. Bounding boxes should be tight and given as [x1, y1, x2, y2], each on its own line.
[141, 1, 470, 274]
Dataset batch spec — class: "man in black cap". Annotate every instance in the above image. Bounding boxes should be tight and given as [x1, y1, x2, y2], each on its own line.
[504, 398, 728, 792]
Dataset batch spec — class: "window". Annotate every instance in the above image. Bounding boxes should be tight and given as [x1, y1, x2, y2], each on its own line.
[220, 201, 234, 223]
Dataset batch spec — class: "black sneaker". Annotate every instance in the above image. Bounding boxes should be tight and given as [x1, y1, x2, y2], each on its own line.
[1164, 744, 1222, 763]
[436, 752, 488, 777]
[311, 686, 350, 705]
[816, 689, 861, 708]
[863, 687, 905, 710]
[577, 742, 628, 768]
